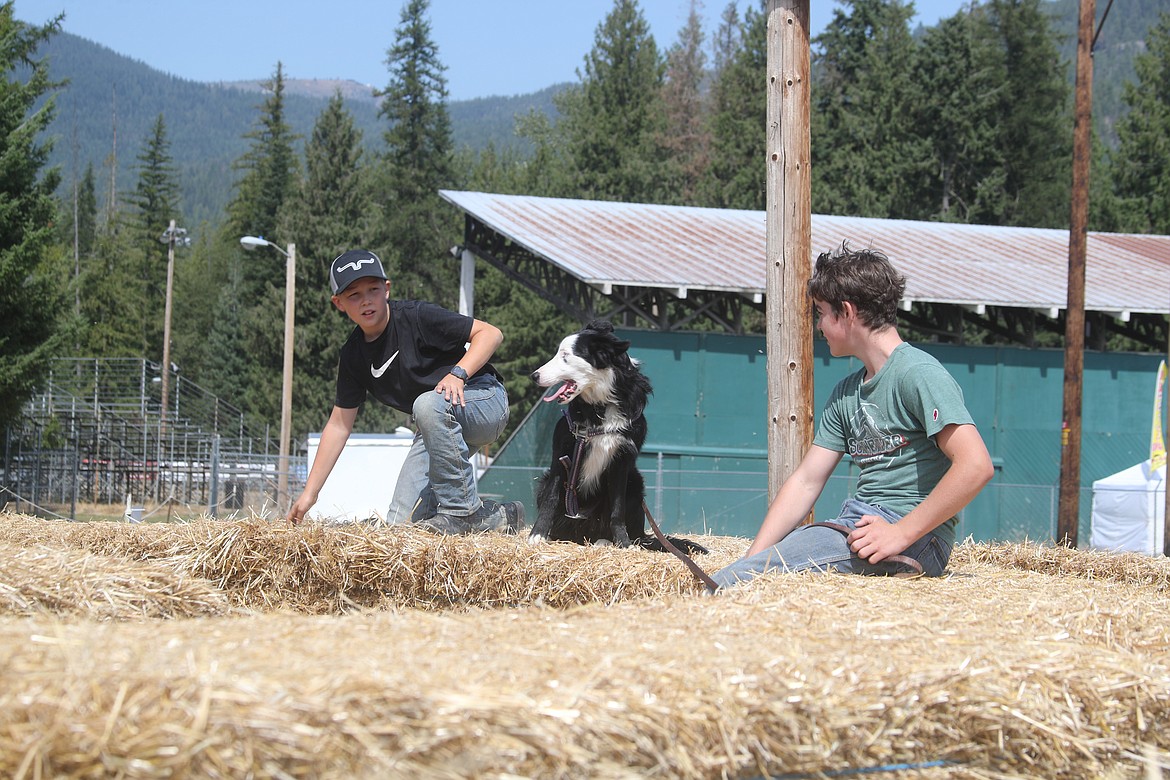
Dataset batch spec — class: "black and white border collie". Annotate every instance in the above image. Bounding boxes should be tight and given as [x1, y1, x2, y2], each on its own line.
[530, 320, 707, 555]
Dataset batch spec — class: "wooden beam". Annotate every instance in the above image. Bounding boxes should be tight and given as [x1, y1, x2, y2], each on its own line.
[1057, 0, 1096, 548]
[765, 0, 813, 500]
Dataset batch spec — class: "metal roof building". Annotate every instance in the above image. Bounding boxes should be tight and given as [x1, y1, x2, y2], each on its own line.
[441, 189, 1170, 348]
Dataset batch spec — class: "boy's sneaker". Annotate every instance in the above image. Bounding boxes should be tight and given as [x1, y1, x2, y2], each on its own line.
[471, 500, 526, 534]
[417, 512, 474, 535]
[418, 501, 525, 535]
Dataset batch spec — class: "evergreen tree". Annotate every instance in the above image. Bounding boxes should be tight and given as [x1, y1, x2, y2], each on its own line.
[60, 161, 97, 348]
[218, 62, 300, 432]
[226, 61, 299, 293]
[908, 9, 1003, 222]
[0, 4, 72, 428]
[558, 0, 670, 203]
[711, 0, 742, 79]
[703, 1, 766, 209]
[660, 0, 711, 205]
[127, 113, 181, 359]
[1111, 11, 1170, 233]
[76, 215, 142, 358]
[983, 0, 1072, 228]
[812, 0, 929, 218]
[374, 0, 458, 306]
[170, 230, 223, 384]
[202, 269, 249, 418]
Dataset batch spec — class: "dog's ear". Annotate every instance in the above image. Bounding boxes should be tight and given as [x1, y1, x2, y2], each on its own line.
[587, 334, 632, 369]
[584, 319, 614, 336]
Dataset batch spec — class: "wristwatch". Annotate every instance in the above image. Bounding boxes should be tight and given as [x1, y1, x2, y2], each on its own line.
[449, 365, 470, 382]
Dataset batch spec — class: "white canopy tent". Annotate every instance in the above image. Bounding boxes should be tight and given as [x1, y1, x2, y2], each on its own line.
[1089, 459, 1166, 555]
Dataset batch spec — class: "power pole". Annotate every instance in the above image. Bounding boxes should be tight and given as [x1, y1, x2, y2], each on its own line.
[764, 0, 813, 502]
[159, 221, 189, 450]
[1056, 0, 1096, 547]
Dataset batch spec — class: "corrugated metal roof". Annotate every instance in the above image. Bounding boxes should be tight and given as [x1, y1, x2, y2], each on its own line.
[440, 190, 1170, 316]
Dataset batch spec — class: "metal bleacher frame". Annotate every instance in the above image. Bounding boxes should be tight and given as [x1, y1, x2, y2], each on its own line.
[2, 357, 296, 519]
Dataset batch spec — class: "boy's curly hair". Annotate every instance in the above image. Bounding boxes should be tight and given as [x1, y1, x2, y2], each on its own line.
[807, 243, 905, 330]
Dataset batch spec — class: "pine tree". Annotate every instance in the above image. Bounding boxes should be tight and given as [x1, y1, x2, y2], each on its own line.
[660, 0, 711, 205]
[1111, 11, 1170, 233]
[984, 0, 1072, 228]
[812, 0, 929, 218]
[0, 5, 72, 428]
[558, 0, 670, 203]
[703, 2, 766, 209]
[226, 62, 299, 292]
[909, 9, 1003, 222]
[127, 113, 181, 359]
[77, 215, 142, 358]
[217, 62, 301, 432]
[711, 0, 742, 79]
[374, 0, 458, 305]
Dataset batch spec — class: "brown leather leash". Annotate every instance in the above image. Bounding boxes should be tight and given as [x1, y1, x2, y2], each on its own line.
[810, 521, 925, 577]
[642, 500, 719, 593]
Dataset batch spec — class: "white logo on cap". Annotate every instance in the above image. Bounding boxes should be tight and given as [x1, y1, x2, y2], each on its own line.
[337, 257, 378, 273]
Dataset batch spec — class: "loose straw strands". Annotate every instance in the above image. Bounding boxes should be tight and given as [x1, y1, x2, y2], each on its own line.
[0, 512, 1168, 778]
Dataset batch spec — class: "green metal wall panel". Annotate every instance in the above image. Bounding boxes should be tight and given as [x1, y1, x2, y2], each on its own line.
[480, 329, 1165, 546]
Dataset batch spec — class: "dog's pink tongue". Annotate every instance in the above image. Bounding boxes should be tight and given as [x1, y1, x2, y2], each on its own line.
[542, 382, 575, 403]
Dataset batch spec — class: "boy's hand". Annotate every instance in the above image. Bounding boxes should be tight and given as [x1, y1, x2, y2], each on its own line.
[847, 514, 911, 564]
[435, 373, 466, 406]
[286, 491, 317, 525]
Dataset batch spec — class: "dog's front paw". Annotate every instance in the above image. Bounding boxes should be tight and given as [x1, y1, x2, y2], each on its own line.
[591, 538, 613, 547]
[528, 533, 546, 545]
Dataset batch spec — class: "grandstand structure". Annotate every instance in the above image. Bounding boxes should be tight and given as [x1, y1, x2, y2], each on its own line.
[3, 358, 297, 520]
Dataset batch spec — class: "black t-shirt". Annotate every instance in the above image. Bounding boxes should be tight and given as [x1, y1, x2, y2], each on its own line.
[335, 300, 498, 413]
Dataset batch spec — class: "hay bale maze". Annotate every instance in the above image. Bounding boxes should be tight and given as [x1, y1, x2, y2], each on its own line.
[0, 511, 1167, 779]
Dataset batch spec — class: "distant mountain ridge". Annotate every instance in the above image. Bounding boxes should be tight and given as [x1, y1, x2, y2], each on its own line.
[220, 78, 384, 104]
[33, 31, 565, 225]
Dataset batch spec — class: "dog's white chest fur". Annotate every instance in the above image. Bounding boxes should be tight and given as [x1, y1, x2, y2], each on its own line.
[577, 430, 628, 492]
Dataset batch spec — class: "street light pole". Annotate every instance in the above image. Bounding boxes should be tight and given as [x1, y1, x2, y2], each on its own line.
[240, 236, 296, 509]
[159, 220, 189, 441]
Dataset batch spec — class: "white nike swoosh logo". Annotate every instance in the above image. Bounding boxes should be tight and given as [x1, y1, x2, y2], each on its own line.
[371, 350, 399, 378]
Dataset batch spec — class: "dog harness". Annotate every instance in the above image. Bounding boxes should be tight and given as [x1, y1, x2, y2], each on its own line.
[559, 410, 608, 518]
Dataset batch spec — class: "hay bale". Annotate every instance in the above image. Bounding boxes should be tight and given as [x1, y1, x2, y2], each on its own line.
[0, 512, 1168, 778]
[0, 515, 740, 612]
[0, 540, 232, 620]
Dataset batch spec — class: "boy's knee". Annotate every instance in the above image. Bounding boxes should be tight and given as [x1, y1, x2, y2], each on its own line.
[411, 391, 449, 427]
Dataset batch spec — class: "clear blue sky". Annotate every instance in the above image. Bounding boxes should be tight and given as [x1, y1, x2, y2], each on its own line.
[14, 1, 967, 101]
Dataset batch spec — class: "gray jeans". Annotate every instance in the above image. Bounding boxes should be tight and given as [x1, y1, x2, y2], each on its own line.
[711, 498, 951, 589]
[385, 374, 509, 523]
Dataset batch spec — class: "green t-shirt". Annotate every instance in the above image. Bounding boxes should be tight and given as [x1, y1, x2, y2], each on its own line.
[813, 343, 975, 546]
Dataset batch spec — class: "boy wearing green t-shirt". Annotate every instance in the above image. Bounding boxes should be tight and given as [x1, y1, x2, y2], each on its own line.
[712, 246, 994, 588]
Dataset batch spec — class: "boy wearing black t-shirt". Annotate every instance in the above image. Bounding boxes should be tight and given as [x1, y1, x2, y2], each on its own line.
[287, 249, 523, 534]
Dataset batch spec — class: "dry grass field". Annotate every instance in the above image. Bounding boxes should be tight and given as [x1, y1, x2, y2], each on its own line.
[0, 511, 1167, 779]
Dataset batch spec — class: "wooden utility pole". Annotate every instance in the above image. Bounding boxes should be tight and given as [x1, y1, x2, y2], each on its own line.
[764, 0, 813, 499]
[1056, 0, 1096, 547]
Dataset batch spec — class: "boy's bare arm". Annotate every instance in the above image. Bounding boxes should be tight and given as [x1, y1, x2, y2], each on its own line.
[849, 423, 994, 563]
[286, 405, 358, 524]
[744, 445, 842, 557]
[436, 319, 504, 406]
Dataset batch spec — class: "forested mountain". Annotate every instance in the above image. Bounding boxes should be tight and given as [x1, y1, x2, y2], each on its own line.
[1049, 0, 1164, 146]
[30, 0, 1157, 228]
[32, 31, 564, 225]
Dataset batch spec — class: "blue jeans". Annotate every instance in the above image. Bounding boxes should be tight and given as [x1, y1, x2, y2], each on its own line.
[711, 499, 951, 589]
[386, 374, 509, 523]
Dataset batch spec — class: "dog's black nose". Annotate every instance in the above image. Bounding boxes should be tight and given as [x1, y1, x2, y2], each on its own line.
[530, 371, 539, 381]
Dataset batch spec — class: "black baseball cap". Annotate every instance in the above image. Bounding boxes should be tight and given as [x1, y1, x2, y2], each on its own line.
[330, 249, 388, 294]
